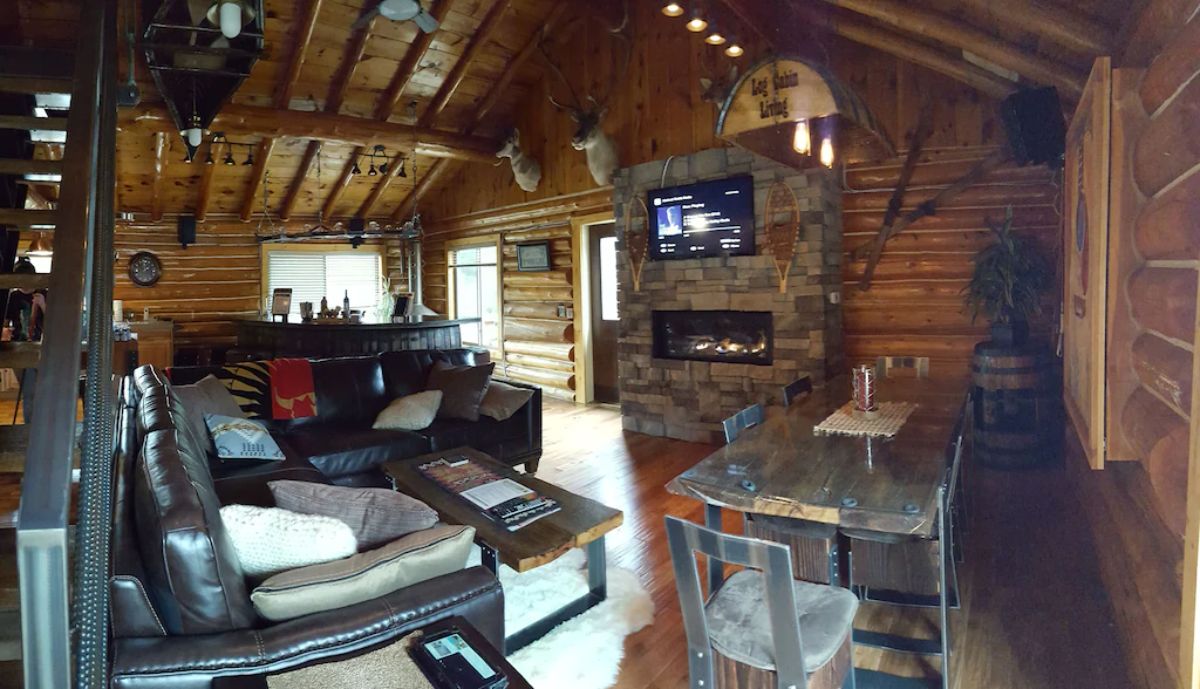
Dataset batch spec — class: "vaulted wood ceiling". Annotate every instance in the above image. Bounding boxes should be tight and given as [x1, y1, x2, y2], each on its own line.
[9, 0, 1136, 225]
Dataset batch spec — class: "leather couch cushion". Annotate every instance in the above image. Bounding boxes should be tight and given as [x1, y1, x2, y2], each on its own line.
[210, 435, 330, 508]
[134, 429, 257, 635]
[171, 376, 246, 456]
[250, 525, 475, 622]
[420, 416, 525, 454]
[284, 427, 431, 479]
[379, 349, 477, 400]
[293, 357, 389, 430]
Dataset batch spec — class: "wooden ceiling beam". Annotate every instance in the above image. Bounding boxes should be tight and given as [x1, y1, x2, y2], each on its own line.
[150, 132, 167, 222]
[390, 2, 571, 222]
[238, 138, 277, 221]
[129, 103, 500, 162]
[723, 0, 1018, 100]
[818, 0, 1086, 97]
[279, 140, 320, 221]
[361, 0, 511, 218]
[956, 0, 1111, 57]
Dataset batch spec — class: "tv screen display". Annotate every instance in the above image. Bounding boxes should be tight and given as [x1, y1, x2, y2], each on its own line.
[648, 175, 755, 260]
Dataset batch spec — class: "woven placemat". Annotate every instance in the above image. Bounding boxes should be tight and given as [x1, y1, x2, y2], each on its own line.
[814, 401, 917, 438]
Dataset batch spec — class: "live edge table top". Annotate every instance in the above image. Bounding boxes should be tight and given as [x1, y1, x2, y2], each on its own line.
[384, 447, 624, 573]
[667, 376, 968, 538]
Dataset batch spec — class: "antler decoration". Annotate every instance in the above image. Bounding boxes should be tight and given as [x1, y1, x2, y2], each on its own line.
[765, 181, 801, 293]
[536, 0, 631, 115]
[624, 196, 649, 293]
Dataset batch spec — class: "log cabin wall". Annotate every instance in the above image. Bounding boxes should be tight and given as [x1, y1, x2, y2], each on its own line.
[421, 3, 1020, 399]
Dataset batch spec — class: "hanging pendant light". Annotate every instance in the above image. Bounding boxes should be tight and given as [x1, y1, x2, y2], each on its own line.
[685, 5, 708, 32]
[724, 37, 744, 58]
[791, 120, 811, 155]
[351, 160, 362, 175]
[367, 162, 377, 176]
[819, 136, 835, 168]
[704, 24, 726, 46]
[661, 2, 684, 17]
[207, 0, 256, 40]
[243, 147, 254, 166]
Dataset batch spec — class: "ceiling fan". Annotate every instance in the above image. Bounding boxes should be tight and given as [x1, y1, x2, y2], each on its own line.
[354, 0, 439, 33]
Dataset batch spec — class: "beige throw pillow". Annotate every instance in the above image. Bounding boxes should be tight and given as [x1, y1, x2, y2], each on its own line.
[372, 390, 442, 431]
[478, 380, 534, 421]
[250, 524, 475, 621]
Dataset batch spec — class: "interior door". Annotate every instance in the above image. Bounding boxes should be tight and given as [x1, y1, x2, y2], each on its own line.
[589, 222, 619, 404]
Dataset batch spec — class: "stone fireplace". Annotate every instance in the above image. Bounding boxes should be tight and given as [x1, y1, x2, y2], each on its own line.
[613, 147, 844, 443]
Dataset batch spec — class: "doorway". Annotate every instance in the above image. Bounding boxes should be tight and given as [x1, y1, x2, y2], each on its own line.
[588, 222, 619, 403]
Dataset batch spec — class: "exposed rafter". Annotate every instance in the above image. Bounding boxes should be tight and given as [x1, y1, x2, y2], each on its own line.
[279, 141, 320, 220]
[957, 0, 1111, 57]
[129, 103, 500, 162]
[360, 0, 511, 218]
[391, 1, 571, 223]
[818, 0, 1086, 97]
[238, 0, 324, 222]
[150, 132, 167, 222]
[722, 0, 1018, 100]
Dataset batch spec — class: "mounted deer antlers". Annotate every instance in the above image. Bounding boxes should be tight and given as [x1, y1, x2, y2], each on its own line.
[496, 129, 542, 192]
[538, 1, 631, 186]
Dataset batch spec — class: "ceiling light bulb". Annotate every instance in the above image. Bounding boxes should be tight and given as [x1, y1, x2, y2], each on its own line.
[820, 136, 835, 168]
[223, 152, 235, 166]
[351, 162, 362, 175]
[368, 163, 377, 176]
[661, 2, 684, 17]
[792, 120, 811, 155]
[243, 152, 254, 166]
[724, 40, 743, 57]
[685, 7, 707, 32]
[183, 127, 203, 148]
[219, 1, 243, 39]
[705, 28, 726, 45]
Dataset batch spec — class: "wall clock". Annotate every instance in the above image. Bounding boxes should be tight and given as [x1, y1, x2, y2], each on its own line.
[128, 251, 162, 287]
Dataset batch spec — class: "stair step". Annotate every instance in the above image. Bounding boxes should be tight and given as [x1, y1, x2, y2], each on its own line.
[0, 75, 72, 96]
[0, 47, 73, 81]
[0, 427, 30, 474]
[0, 343, 40, 369]
[0, 209, 58, 228]
[0, 159, 63, 177]
[0, 115, 68, 133]
[0, 274, 50, 292]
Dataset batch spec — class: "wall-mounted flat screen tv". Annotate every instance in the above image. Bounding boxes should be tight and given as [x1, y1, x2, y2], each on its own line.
[647, 175, 755, 260]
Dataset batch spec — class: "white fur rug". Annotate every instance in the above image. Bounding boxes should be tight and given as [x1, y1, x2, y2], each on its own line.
[466, 546, 654, 689]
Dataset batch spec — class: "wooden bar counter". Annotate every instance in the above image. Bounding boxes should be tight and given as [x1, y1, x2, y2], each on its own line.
[235, 318, 482, 359]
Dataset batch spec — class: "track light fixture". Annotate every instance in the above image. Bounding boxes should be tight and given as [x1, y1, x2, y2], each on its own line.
[351, 161, 362, 175]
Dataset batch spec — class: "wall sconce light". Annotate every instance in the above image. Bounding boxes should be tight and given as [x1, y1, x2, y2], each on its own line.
[792, 120, 811, 155]
[661, 2, 684, 17]
[820, 136, 835, 168]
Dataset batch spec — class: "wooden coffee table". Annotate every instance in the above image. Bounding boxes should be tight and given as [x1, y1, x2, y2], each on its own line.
[383, 447, 624, 653]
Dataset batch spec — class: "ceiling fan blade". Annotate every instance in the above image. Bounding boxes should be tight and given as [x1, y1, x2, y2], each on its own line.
[412, 9, 439, 33]
[351, 6, 382, 31]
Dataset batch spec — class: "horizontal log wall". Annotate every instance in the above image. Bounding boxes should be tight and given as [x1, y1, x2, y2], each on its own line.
[840, 151, 1061, 376]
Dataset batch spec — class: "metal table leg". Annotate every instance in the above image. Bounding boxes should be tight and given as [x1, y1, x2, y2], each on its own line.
[704, 503, 723, 594]
[502, 536, 609, 654]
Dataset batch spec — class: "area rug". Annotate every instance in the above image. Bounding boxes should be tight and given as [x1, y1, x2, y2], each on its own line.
[466, 546, 654, 689]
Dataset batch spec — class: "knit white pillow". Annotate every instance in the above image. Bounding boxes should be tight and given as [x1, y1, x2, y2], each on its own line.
[219, 505, 357, 578]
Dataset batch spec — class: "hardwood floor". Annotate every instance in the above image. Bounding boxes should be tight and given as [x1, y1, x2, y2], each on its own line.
[536, 399, 1138, 689]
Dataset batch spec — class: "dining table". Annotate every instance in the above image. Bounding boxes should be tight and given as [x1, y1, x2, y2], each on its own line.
[666, 373, 969, 689]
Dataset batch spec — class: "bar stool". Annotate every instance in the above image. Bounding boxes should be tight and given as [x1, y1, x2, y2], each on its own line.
[665, 515, 859, 689]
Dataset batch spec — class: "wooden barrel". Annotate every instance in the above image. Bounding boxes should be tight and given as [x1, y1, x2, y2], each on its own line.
[970, 342, 1058, 469]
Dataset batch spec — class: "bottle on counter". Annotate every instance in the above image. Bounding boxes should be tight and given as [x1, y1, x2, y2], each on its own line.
[320, 296, 328, 318]
[343, 290, 350, 319]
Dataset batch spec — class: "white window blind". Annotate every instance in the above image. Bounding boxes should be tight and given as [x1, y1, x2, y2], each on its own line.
[267, 251, 381, 319]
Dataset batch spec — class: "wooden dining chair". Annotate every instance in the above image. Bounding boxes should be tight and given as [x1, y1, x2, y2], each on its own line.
[722, 404, 764, 443]
[874, 355, 930, 379]
[665, 515, 859, 689]
[782, 375, 814, 407]
[723, 404, 841, 584]
[841, 411, 966, 689]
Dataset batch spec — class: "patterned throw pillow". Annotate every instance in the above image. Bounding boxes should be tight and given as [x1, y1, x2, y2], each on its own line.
[208, 362, 273, 420]
[205, 414, 285, 461]
[220, 504, 358, 578]
[267, 358, 319, 420]
[269, 480, 440, 550]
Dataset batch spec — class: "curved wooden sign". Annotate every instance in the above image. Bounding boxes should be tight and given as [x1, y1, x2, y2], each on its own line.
[717, 55, 895, 168]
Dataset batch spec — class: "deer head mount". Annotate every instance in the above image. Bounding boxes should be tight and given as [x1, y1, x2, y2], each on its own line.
[700, 65, 739, 105]
[496, 129, 542, 193]
[538, 2, 631, 187]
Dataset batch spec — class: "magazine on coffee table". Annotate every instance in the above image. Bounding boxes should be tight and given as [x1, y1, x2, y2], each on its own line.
[418, 455, 560, 531]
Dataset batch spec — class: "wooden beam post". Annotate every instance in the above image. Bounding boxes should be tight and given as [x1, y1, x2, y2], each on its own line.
[150, 131, 167, 222]
[819, 0, 1086, 97]
[359, 0, 507, 218]
[723, 0, 1018, 100]
[239, 137, 277, 222]
[1182, 263, 1200, 689]
[957, 0, 1111, 57]
[279, 140, 321, 221]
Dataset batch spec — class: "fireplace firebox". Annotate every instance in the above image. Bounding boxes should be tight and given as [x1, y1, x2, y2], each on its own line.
[652, 310, 774, 365]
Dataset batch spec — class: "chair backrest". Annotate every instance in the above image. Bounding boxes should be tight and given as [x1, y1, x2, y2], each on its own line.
[875, 355, 930, 379]
[722, 403, 764, 444]
[782, 376, 813, 407]
[664, 516, 810, 689]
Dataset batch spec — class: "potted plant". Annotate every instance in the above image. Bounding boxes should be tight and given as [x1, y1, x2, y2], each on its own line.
[963, 206, 1051, 347]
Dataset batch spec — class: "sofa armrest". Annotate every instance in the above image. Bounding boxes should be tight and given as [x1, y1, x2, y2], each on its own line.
[110, 567, 503, 689]
[499, 380, 542, 454]
[211, 436, 330, 507]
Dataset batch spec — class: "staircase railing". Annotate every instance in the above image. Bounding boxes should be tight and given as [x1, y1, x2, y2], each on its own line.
[17, 1, 118, 687]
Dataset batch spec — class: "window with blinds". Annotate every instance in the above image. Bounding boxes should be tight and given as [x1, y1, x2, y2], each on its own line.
[266, 250, 381, 319]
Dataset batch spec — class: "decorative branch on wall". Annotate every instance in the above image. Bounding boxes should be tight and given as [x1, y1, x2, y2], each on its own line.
[625, 196, 649, 292]
[765, 181, 801, 293]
